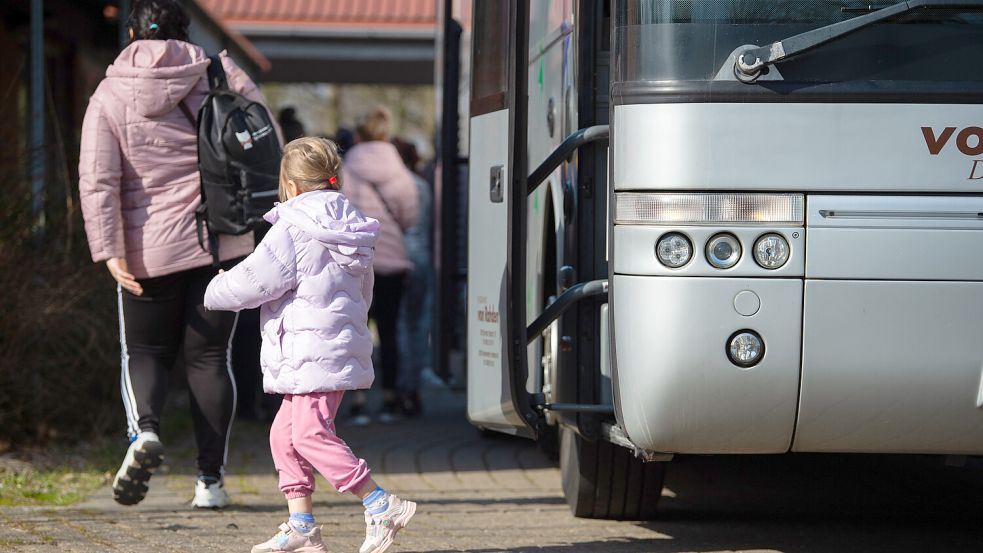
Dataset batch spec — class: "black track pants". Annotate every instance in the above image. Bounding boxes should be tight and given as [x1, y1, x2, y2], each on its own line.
[370, 273, 406, 392]
[117, 262, 239, 478]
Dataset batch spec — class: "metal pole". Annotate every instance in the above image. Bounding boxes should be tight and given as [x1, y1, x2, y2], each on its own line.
[30, 0, 45, 238]
[119, 0, 131, 49]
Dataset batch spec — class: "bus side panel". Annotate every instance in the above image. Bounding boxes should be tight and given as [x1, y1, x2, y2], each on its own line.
[795, 282, 983, 454]
[466, 110, 527, 432]
[613, 103, 983, 193]
[612, 275, 801, 454]
[794, 195, 983, 454]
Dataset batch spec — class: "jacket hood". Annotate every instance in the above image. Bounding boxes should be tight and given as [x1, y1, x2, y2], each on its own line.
[265, 190, 380, 274]
[343, 141, 409, 184]
[104, 40, 210, 118]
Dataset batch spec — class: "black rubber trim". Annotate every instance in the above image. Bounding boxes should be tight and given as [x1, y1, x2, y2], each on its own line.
[613, 80, 983, 105]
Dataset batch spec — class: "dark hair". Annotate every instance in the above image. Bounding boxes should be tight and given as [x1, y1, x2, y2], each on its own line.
[278, 107, 306, 143]
[128, 0, 190, 42]
[392, 137, 421, 174]
[334, 128, 355, 157]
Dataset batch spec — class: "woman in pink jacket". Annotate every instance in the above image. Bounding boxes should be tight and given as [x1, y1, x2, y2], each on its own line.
[342, 106, 419, 424]
[205, 138, 416, 553]
[77, 0, 275, 508]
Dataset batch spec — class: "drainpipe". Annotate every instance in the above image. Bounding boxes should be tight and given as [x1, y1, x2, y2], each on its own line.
[30, 0, 45, 238]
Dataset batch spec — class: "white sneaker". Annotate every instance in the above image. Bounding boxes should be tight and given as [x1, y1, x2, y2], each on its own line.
[191, 476, 230, 509]
[359, 494, 417, 553]
[112, 432, 164, 506]
[251, 522, 328, 553]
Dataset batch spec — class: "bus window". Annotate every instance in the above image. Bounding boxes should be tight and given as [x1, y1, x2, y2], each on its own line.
[614, 0, 983, 84]
[471, 0, 511, 116]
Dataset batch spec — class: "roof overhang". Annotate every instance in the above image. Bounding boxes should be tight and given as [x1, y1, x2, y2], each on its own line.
[185, 0, 271, 75]
[230, 24, 435, 84]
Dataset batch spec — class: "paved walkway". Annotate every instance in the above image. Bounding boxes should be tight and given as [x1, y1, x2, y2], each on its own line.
[2, 384, 983, 552]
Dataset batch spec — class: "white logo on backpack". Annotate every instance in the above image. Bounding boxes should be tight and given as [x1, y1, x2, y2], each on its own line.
[235, 130, 254, 150]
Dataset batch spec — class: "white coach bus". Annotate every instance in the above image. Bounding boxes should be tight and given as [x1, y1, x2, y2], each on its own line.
[463, 0, 983, 519]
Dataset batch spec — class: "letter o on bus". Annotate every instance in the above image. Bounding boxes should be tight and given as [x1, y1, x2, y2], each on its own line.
[957, 127, 983, 156]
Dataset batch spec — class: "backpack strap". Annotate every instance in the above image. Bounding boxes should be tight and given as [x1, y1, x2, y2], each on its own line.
[200, 54, 228, 269]
[364, 178, 403, 230]
[195, 204, 221, 268]
[177, 100, 196, 128]
[206, 55, 229, 91]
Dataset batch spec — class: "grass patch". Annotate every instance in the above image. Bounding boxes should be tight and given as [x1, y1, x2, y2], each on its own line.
[0, 439, 120, 507]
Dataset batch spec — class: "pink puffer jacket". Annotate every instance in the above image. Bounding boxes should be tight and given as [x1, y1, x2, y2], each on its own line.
[78, 40, 275, 278]
[203, 190, 380, 394]
[342, 141, 419, 275]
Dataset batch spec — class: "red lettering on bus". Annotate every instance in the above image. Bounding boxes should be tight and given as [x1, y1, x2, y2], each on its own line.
[922, 126, 956, 155]
[956, 127, 983, 156]
[970, 160, 983, 180]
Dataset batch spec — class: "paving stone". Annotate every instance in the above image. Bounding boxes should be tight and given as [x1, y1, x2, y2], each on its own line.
[2, 385, 983, 552]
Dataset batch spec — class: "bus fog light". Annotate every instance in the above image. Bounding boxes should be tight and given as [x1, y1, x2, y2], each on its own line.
[706, 233, 741, 269]
[753, 233, 790, 269]
[728, 330, 764, 368]
[655, 232, 692, 268]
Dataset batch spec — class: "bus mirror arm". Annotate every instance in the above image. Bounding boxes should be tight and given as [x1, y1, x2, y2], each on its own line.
[734, 0, 983, 83]
[527, 125, 609, 195]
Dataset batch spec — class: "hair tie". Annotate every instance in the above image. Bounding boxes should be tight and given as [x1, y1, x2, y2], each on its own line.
[328, 176, 338, 185]
[149, 23, 159, 30]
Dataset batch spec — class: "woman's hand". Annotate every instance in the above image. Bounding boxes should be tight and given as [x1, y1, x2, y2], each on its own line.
[107, 257, 143, 296]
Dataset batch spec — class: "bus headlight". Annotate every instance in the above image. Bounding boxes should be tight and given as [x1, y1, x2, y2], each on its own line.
[655, 232, 692, 268]
[727, 330, 764, 368]
[706, 233, 741, 269]
[753, 233, 790, 269]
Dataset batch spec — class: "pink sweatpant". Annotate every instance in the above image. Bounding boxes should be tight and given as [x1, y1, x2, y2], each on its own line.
[270, 392, 372, 499]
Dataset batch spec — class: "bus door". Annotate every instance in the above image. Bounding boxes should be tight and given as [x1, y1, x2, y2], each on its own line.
[466, 0, 537, 437]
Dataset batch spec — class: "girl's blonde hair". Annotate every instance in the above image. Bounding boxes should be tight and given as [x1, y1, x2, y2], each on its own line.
[279, 137, 343, 201]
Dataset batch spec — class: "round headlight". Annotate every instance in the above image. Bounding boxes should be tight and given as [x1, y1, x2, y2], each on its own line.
[706, 233, 742, 269]
[655, 232, 692, 268]
[727, 330, 764, 368]
[753, 233, 790, 269]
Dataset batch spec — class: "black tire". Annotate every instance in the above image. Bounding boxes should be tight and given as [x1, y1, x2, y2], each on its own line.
[537, 425, 560, 464]
[559, 426, 665, 520]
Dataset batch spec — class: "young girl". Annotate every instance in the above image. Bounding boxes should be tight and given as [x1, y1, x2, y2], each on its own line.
[205, 137, 416, 553]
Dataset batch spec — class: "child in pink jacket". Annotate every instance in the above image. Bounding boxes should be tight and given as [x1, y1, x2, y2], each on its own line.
[204, 137, 416, 553]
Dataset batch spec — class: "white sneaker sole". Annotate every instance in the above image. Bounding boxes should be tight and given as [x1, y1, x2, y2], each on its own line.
[191, 490, 230, 509]
[112, 439, 164, 506]
[367, 500, 417, 553]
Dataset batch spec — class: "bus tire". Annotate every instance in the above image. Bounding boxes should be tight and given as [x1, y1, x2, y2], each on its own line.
[559, 426, 665, 520]
[537, 425, 560, 463]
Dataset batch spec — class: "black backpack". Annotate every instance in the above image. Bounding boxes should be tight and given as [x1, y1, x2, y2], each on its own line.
[180, 55, 282, 265]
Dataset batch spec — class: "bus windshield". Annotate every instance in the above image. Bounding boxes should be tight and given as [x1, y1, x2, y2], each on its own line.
[614, 1, 983, 84]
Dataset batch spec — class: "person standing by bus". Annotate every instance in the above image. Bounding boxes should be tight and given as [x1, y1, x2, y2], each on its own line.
[342, 107, 419, 424]
[392, 138, 433, 417]
[77, 0, 277, 508]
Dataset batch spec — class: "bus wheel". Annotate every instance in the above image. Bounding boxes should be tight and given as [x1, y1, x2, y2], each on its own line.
[559, 426, 665, 520]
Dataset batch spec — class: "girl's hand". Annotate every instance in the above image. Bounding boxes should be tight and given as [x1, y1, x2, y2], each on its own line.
[107, 257, 143, 296]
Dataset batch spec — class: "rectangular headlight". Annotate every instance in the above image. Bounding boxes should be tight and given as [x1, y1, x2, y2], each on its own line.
[615, 193, 804, 225]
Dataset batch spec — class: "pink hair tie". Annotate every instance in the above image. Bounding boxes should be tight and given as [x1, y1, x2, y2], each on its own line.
[328, 176, 338, 185]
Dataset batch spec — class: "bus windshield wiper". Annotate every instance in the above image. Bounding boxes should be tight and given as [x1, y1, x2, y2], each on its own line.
[734, 0, 983, 83]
